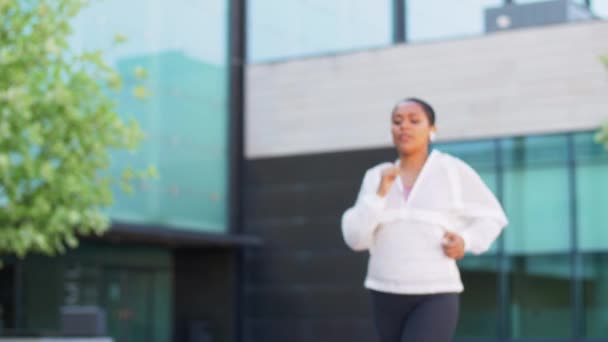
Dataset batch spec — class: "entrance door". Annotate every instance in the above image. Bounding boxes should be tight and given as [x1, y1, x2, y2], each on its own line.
[103, 268, 154, 342]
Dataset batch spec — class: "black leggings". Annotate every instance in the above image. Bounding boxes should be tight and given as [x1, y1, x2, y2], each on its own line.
[370, 290, 459, 342]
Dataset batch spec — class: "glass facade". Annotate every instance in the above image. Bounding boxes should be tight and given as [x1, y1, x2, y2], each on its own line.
[594, 0, 608, 18]
[247, 0, 393, 62]
[509, 254, 572, 337]
[70, 0, 230, 233]
[575, 132, 608, 338]
[436, 131, 608, 339]
[21, 243, 172, 342]
[575, 132, 608, 252]
[248, 1, 606, 61]
[502, 136, 570, 255]
[502, 134, 572, 338]
[406, 0, 502, 42]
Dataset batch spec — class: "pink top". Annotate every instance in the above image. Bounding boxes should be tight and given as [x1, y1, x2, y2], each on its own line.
[403, 184, 413, 202]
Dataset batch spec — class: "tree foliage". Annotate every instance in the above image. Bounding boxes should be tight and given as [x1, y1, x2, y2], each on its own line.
[0, 0, 152, 259]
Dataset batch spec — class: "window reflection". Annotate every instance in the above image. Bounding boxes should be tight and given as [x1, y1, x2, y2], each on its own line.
[406, 0, 502, 42]
[248, 0, 392, 62]
[72, 0, 230, 232]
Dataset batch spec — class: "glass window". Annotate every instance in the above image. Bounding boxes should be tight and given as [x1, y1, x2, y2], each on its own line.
[508, 255, 572, 337]
[22, 245, 172, 340]
[574, 132, 608, 252]
[501, 135, 572, 337]
[406, 0, 502, 43]
[593, 0, 608, 18]
[457, 256, 499, 338]
[575, 131, 608, 338]
[502, 136, 570, 255]
[248, 0, 392, 62]
[582, 253, 608, 337]
[71, 0, 229, 232]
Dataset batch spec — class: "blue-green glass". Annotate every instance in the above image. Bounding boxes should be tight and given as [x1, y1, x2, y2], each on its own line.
[582, 253, 608, 337]
[575, 132, 608, 252]
[576, 132, 608, 337]
[248, 0, 392, 62]
[501, 135, 571, 337]
[456, 256, 499, 338]
[502, 136, 570, 255]
[508, 255, 571, 337]
[71, 0, 229, 232]
[21, 242, 172, 342]
[406, 0, 502, 43]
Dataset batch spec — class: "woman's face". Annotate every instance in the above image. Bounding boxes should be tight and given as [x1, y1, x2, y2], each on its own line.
[391, 101, 435, 155]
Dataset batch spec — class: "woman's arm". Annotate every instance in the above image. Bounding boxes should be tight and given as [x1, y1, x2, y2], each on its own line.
[460, 218, 504, 255]
[444, 153, 508, 256]
[341, 169, 387, 251]
[443, 218, 503, 259]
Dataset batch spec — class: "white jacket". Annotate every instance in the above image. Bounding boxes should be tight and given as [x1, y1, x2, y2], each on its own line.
[341, 149, 508, 294]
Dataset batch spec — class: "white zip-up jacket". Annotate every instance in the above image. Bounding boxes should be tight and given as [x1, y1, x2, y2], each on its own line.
[341, 149, 508, 294]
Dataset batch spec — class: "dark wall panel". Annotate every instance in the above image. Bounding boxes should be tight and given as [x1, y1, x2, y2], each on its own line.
[244, 251, 367, 286]
[0, 263, 15, 331]
[245, 149, 396, 186]
[174, 249, 237, 342]
[243, 147, 397, 342]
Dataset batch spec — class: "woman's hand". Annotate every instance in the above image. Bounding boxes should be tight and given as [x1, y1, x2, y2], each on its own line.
[442, 232, 465, 260]
[377, 166, 399, 197]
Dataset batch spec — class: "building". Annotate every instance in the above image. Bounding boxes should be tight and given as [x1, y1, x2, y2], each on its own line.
[0, 1, 253, 341]
[243, 1, 608, 341]
[1, 1, 608, 342]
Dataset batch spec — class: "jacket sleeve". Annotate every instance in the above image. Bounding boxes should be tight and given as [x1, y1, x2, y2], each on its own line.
[448, 155, 508, 255]
[460, 218, 503, 255]
[341, 169, 387, 251]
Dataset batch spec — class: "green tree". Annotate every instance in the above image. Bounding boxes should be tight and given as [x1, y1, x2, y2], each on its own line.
[0, 0, 153, 260]
[597, 55, 608, 149]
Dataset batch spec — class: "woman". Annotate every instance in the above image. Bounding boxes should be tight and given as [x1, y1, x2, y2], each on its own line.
[341, 98, 508, 342]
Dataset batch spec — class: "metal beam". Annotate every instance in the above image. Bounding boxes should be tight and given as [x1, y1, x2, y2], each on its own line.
[393, 0, 406, 43]
[228, 1, 247, 342]
[495, 138, 510, 341]
[567, 134, 583, 338]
